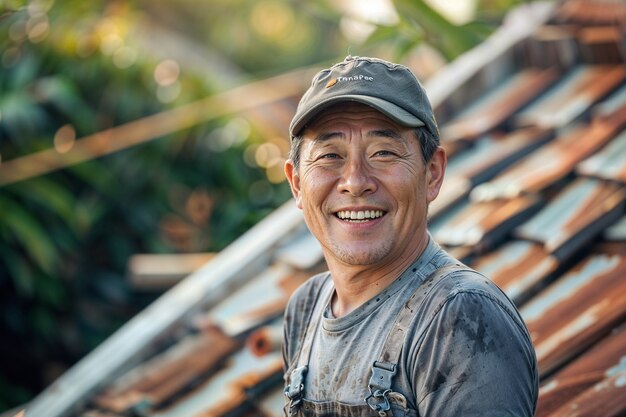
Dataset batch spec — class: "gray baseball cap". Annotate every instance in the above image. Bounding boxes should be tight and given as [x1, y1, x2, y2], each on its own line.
[289, 56, 439, 139]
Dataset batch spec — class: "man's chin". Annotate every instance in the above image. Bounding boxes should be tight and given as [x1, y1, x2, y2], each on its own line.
[327, 244, 392, 267]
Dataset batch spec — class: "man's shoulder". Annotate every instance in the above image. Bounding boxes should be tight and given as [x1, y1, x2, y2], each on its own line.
[285, 271, 330, 320]
[423, 260, 504, 299]
[438, 265, 514, 306]
[423, 263, 528, 332]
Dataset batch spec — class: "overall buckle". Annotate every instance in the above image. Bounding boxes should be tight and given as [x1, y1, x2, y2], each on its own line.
[284, 365, 308, 409]
[365, 361, 397, 416]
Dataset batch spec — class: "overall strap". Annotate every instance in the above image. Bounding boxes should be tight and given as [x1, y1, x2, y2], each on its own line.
[284, 274, 334, 411]
[366, 263, 471, 415]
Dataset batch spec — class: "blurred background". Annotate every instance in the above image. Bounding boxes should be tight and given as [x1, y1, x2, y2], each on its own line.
[0, 0, 533, 410]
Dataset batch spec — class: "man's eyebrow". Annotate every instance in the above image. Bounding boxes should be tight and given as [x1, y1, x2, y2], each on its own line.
[310, 129, 404, 142]
[312, 131, 345, 142]
[367, 129, 404, 140]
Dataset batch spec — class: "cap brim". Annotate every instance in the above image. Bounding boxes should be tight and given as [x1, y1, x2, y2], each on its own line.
[289, 95, 425, 138]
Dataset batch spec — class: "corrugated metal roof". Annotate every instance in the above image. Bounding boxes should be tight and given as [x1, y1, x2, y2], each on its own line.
[440, 68, 560, 142]
[470, 118, 622, 201]
[514, 65, 626, 128]
[93, 326, 241, 413]
[536, 322, 626, 416]
[546, 369, 626, 417]
[433, 195, 542, 250]
[471, 240, 557, 304]
[514, 177, 626, 260]
[556, 0, 626, 26]
[521, 252, 626, 376]
[577, 128, 626, 184]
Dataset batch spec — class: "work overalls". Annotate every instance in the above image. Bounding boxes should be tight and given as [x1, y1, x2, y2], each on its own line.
[284, 264, 466, 417]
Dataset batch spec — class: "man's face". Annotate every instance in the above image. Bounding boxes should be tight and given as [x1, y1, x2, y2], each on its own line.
[285, 103, 445, 269]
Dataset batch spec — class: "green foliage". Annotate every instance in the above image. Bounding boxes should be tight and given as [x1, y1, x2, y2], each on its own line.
[0, 0, 298, 408]
[366, 0, 533, 62]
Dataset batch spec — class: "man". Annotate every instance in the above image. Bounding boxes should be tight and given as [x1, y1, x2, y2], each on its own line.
[282, 56, 538, 417]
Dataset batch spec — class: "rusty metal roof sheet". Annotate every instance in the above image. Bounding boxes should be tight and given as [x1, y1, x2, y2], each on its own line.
[431, 128, 553, 220]
[428, 176, 472, 221]
[149, 348, 282, 417]
[433, 195, 542, 252]
[471, 240, 558, 305]
[593, 84, 626, 120]
[546, 368, 626, 417]
[536, 322, 626, 417]
[521, 252, 626, 376]
[256, 386, 286, 417]
[555, 0, 626, 26]
[514, 178, 626, 260]
[446, 127, 554, 185]
[605, 214, 626, 241]
[206, 263, 294, 337]
[577, 128, 626, 184]
[440, 68, 560, 142]
[514, 65, 626, 129]
[93, 325, 240, 413]
[578, 26, 626, 64]
[471, 121, 622, 201]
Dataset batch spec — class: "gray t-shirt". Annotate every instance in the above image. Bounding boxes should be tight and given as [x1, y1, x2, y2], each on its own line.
[283, 238, 538, 416]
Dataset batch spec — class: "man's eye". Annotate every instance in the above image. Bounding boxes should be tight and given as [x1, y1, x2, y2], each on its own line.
[374, 150, 395, 157]
[320, 153, 340, 159]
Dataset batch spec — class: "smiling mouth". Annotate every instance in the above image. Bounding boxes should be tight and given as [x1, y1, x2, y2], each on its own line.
[336, 210, 385, 222]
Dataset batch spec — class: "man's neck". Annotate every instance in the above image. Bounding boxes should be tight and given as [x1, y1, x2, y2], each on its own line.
[326, 236, 430, 318]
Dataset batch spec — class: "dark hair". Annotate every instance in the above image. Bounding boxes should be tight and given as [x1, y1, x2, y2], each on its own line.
[416, 127, 440, 164]
[289, 127, 440, 170]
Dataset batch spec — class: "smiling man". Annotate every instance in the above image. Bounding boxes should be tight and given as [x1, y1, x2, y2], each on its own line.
[282, 56, 538, 417]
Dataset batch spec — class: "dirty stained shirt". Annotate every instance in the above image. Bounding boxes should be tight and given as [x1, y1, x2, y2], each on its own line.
[282, 238, 538, 416]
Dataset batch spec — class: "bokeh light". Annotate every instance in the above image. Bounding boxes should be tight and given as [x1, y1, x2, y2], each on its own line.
[53, 124, 76, 154]
[26, 14, 49, 43]
[254, 142, 281, 168]
[154, 59, 180, 86]
[9, 20, 27, 42]
[250, 1, 295, 41]
[207, 118, 250, 152]
[265, 159, 286, 183]
[113, 46, 137, 69]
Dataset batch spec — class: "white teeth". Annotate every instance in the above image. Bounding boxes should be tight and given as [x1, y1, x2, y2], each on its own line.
[337, 210, 384, 221]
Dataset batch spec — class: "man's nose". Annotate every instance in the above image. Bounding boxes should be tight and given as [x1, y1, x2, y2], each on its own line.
[337, 157, 377, 197]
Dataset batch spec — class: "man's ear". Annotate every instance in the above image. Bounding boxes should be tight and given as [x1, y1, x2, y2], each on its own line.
[284, 159, 303, 209]
[426, 146, 446, 203]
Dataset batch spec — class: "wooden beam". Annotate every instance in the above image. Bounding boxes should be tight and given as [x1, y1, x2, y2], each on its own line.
[0, 68, 316, 186]
[128, 253, 215, 290]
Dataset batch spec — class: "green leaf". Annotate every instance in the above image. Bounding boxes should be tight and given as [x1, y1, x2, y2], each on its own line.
[32, 76, 96, 133]
[28, 304, 58, 341]
[393, 0, 483, 60]
[0, 91, 51, 140]
[8, 177, 79, 234]
[34, 271, 67, 307]
[0, 196, 59, 275]
[0, 246, 35, 297]
[366, 24, 403, 45]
